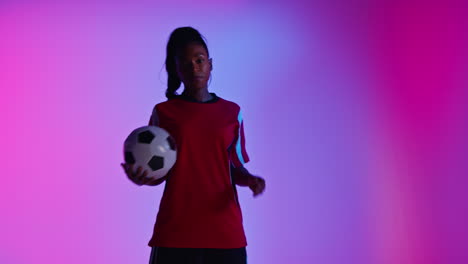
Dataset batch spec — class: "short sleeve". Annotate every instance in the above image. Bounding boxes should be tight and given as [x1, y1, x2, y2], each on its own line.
[230, 110, 250, 168]
[148, 106, 159, 126]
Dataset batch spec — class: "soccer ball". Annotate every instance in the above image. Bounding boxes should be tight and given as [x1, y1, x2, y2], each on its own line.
[123, 126, 177, 180]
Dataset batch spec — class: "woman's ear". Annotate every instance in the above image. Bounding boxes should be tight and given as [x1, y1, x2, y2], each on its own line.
[209, 58, 213, 71]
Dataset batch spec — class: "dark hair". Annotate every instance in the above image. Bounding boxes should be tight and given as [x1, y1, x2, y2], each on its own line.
[165, 27, 210, 100]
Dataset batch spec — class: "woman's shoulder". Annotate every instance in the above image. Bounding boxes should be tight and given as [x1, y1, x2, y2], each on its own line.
[152, 97, 178, 108]
[216, 96, 241, 111]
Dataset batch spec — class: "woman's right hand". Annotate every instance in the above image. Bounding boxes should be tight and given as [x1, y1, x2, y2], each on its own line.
[121, 163, 165, 186]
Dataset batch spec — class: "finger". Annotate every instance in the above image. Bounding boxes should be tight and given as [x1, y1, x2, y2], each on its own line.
[134, 166, 143, 178]
[252, 184, 259, 196]
[129, 165, 143, 184]
[257, 185, 264, 195]
[260, 180, 266, 190]
[254, 176, 264, 185]
[140, 171, 150, 182]
[257, 178, 266, 190]
[122, 164, 134, 180]
[126, 171, 142, 186]
[126, 164, 135, 176]
[251, 178, 263, 192]
[137, 168, 149, 183]
[254, 184, 265, 196]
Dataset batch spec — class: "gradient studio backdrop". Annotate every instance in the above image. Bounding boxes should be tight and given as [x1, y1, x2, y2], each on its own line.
[2, 1, 467, 264]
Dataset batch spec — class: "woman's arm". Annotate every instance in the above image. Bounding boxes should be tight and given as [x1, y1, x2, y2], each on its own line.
[231, 164, 266, 196]
[231, 165, 254, 186]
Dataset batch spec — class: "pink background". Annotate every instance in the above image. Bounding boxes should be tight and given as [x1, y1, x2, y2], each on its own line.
[2, 1, 467, 263]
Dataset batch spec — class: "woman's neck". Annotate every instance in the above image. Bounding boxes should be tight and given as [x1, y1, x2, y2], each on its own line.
[181, 88, 212, 102]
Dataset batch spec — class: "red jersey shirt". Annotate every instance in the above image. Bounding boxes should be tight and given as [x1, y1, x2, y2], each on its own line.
[147, 93, 250, 248]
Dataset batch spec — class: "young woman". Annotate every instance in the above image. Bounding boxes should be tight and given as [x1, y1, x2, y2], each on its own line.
[121, 27, 266, 264]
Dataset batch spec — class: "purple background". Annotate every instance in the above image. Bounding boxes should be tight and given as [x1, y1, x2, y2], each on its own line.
[2, 1, 467, 263]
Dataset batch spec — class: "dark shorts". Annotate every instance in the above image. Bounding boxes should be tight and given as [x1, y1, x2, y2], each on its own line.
[149, 247, 247, 264]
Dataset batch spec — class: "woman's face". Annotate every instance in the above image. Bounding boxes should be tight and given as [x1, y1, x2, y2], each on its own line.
[175, 43, 212, 91]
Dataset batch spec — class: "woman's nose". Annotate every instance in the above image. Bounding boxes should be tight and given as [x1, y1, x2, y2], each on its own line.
[191, 64, 201, 72]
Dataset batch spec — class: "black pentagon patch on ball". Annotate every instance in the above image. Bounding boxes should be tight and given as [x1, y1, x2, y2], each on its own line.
[148, 155, 164, 171]
[138, 130, 155, 144]
[167, 136, 176, 151]
[124, 151, 135, 164]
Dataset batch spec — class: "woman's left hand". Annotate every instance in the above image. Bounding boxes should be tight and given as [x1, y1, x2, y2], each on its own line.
[248, 176, 266, 197]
